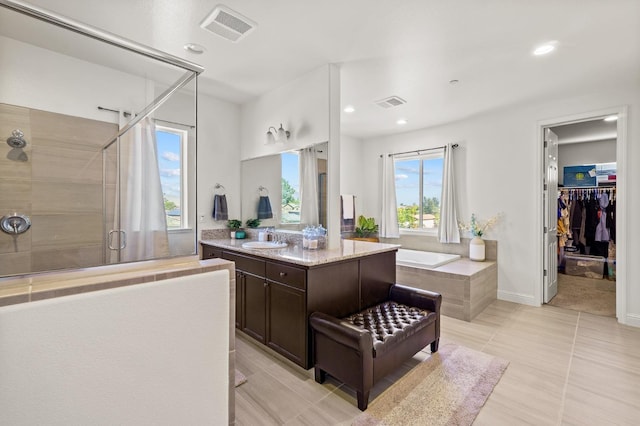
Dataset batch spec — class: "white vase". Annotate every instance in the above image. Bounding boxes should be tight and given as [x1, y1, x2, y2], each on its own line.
[469, 236, 485, 261]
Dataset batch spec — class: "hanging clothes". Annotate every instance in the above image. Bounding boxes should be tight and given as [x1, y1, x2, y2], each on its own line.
[595, 192, 610, 242]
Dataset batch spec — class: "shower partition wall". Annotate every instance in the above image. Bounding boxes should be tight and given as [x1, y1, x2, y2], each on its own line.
[0, 1, 202, 277]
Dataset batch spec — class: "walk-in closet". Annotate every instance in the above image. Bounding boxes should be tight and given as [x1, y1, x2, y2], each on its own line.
[549, 118, 617, 317]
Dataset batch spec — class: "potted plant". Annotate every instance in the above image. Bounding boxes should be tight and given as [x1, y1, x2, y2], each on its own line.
[353, 215, 379, 242]
[245, 218, 261, 228]
[227, 219, 242, 239]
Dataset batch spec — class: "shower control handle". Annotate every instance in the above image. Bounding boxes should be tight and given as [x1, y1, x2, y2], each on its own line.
[1, 214, 31, 235]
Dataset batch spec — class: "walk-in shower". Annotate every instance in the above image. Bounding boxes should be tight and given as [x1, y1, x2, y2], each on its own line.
[0, 0, 203, 277]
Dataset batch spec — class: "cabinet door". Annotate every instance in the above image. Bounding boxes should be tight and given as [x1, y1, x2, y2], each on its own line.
[266, 281, 306, 367]
[243, 274, 266, 343]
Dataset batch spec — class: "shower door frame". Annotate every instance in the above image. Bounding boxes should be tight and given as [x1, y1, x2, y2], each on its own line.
[1, 0, 203, 267]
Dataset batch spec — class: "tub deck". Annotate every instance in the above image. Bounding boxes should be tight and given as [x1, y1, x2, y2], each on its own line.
[396, 258, 497, 321]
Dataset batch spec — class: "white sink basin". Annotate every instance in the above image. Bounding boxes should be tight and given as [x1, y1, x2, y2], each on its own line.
[242, 241, 288, 249]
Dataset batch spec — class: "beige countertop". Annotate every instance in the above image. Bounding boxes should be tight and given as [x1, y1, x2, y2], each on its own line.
[0, 256, 234, 307]
[200, 238, 401, 267]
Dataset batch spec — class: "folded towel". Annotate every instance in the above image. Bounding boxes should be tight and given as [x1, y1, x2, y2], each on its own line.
[340, 195, 355, 232]
[257, 196, 273, 219]
[212, 194, 228, 221]
[341, 195, 355, 219]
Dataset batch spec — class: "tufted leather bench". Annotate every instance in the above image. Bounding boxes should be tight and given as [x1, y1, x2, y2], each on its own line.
[310, 284, 441, 410]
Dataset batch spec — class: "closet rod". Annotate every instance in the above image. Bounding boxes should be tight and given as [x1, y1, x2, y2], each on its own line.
[561, 186, 616, 190]
[380, 143, 458, 158]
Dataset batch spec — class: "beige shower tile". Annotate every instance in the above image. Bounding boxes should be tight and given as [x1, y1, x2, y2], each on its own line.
[31, 145, 104, 183]
[31, 181, 102, 214]
[0, 251, 31, 276]
[30, 109, 117, 150]
[0, 229, 31, 254]
[0, 178, 31, 204]
[31, 244, 103, 273]
[30, 213, 102, 249]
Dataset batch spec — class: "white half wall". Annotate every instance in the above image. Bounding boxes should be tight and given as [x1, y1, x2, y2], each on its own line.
[0, 270, 230, 425]
[358, 85, 639, 323]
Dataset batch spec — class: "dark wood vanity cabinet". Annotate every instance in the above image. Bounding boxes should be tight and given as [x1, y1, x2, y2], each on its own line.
[203, 243, 396, 369]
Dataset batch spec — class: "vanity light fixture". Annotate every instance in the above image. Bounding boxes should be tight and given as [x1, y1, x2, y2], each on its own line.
[265, 123, 290, 144]
[604, 115, 618, 122]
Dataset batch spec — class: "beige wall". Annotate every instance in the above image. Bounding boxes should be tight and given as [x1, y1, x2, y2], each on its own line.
[0, 103, 117, 275]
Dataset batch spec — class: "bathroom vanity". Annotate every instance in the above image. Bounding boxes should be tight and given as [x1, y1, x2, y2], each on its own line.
[201, 238, 399, 369]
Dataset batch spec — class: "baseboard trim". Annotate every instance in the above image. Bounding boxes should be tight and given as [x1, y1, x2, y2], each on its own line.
[498, 290, 538, 306]
[623, 313, 640, 328]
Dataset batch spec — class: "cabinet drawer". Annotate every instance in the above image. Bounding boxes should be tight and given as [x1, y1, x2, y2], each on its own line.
[201, 245, 222, 259]
[223, 252, 265, 276]
[266, 261, 306, 290]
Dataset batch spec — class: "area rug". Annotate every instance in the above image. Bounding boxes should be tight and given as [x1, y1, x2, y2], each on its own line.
[235, 370, 247, 387]
[353, 344, 508, 426]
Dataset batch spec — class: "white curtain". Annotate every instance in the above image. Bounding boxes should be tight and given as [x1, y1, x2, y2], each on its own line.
[438, 143, 460, 243]
[299, 147, 319, 226]
[114, 115, 169, 262]
[380, 153, 399, 238]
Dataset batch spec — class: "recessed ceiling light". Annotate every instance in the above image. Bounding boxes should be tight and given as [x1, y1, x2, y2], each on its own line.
[396, 119, 408, 125]
[604, 115, 618, 122]
[533, 43, 555, 56]
[184, 43, 206, 54]
[343, 105, 355, 113]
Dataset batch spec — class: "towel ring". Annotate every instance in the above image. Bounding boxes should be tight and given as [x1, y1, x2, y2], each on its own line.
[214, 183, 226, 195]
[258, 186, 269, 196]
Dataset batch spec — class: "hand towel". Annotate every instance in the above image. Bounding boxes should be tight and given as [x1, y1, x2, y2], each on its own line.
[341, 195, 355, 219]
[257, 196, 273, 219]
[212, 194, 228, 221]
[340, 195, 355, 232]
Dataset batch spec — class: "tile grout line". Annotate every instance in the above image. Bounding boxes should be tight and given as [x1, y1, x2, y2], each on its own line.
[479, 303, 517, 353]
[557, 310, 580, 425]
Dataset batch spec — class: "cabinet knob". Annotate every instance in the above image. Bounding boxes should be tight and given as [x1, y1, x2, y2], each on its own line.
[279, 272, 287, 277]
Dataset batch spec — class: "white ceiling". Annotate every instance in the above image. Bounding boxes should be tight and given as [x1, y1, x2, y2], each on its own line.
[2, 0, 639, 139]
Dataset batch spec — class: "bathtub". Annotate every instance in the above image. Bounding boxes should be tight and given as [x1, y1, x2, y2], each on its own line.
[396, 249, 461, 270]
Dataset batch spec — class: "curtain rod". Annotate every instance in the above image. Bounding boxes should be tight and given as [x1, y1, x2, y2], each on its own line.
[98, 106, 194, 128]
[380, 143, 458, 158]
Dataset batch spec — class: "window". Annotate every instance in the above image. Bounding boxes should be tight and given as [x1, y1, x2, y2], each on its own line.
[281, 151, 300, 224]
[156, 126, 188, 229]
[394, 152, 444, 231]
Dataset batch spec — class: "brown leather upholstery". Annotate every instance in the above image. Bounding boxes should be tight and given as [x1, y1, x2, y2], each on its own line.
[310, 284, 441, 411]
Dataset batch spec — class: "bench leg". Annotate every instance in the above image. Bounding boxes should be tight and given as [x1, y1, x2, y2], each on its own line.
[357, 390, 370, 411]
[314, 367, 326, 384]
[431, 338, 439, 353]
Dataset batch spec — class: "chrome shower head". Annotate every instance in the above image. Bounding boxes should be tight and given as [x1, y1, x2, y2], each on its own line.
[7, 129, 27, 149]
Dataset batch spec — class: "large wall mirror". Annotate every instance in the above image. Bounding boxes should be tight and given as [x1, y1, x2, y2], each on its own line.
[241, 142, 328, 230]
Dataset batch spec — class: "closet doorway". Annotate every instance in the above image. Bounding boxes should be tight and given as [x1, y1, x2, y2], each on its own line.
[541, 111, 624, 318]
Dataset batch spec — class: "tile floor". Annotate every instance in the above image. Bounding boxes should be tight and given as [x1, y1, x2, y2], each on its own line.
[235, 300, 640, 425]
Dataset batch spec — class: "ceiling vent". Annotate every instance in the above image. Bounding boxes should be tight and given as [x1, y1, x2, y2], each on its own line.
[200, 5, 257, 42]
[375, 96, 407, 109]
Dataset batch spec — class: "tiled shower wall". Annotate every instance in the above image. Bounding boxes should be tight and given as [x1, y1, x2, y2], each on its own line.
[0, 103, 117, 276]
